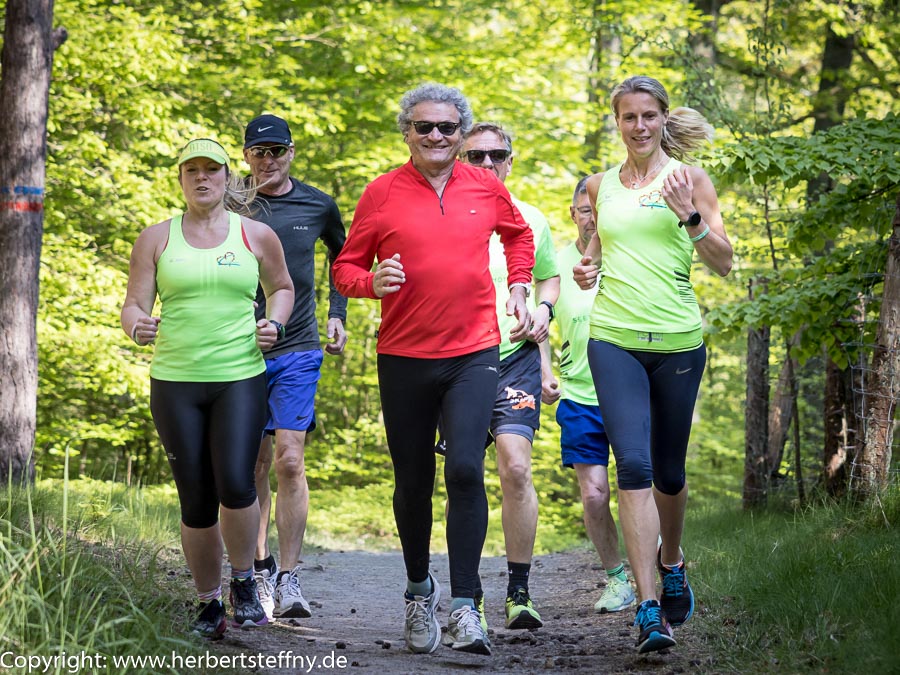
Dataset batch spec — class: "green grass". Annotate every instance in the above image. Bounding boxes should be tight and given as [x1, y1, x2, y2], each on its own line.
[685, 488, 900, 673]
[0, 479, 205, 674]
[4, 473, 896, 674]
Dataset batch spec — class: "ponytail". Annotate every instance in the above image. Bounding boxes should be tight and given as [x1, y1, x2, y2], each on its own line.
[662, 107, 714, 163]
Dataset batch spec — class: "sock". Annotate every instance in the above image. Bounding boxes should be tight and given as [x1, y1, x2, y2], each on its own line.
[254, 554, 276, 575]
[606, 562, 628, 583]
[450, 597, 475, 612]
[198, 586, 222, 603]
[231, 567, 253, 582]
[406, 576, 433, 597]
[507, 561, 531, 595]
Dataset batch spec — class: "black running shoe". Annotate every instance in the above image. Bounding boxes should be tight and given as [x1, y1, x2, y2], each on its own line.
[633, 599, 676, 653]
[658, 551, 695, 626]
[229, 577, 268, 628]
[191, 599, 226, 640]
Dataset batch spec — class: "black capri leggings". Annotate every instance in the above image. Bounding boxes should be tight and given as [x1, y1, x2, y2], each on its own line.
[587, 339, 706, 493]
[377, 347, 499, 599]
[150, 373, 267, 528]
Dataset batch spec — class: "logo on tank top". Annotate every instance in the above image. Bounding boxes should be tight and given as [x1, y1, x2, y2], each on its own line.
[638, 189, 667, 209]
[216, 251, 241, 266]
[504, 386, 535, 411]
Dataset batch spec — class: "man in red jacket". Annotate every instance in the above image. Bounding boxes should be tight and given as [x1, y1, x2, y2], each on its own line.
[334, 83, 534, 658]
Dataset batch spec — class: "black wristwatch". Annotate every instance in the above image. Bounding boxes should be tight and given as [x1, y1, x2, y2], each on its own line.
[539, 300, 555, 322]
[678, 211, 702, 228]
[269, 320, 286, 341]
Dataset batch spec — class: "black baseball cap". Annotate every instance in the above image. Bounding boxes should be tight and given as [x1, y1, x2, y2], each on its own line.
[244, 114, 293, 148]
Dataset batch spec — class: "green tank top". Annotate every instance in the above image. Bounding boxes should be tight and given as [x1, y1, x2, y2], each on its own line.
[150, 212, 265, 382]
[589, 159, 703, 352]
[555, 242, 598, 405]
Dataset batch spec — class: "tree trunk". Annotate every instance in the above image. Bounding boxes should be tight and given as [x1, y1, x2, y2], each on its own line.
[743, 278, 770, 509]
[0, 0, 65, 485]
[583, 0, 620, 167]
[767, 331, 800, 478]
[853, 194, 900, 498]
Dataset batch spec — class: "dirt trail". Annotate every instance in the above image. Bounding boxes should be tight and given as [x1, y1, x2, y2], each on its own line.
[212, 549, 715, 674]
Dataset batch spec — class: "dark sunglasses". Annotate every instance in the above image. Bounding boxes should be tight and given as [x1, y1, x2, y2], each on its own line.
[247, 145, 290, 159]
[464, 149, 511, 164]
[411, 121, 461, 136]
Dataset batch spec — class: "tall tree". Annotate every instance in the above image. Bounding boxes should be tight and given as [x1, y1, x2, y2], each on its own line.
[0, 0, 65, 484]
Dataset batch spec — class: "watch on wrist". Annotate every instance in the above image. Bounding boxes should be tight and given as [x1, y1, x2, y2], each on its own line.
[509, 282, 531, 298]
[539, 300, 555, 321]
[678, 211, 702, 228]
[269, 320, 286, 341]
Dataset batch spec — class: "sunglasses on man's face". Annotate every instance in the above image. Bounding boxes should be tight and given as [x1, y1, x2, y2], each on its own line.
[464, 149, 511, 165]
[247, 145, 290, 159]
[411, 121, 462, 136]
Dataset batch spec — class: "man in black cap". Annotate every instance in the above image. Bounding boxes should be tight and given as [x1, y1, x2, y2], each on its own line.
[243, 114, 348, 621]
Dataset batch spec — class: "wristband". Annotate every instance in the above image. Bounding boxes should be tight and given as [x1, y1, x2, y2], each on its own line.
[539, 300, 555, 321]
[690, 225, 711, 242]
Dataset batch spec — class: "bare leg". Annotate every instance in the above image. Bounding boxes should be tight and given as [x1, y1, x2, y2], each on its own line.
[273, 428, 309, 570]
[181, 522, 224, 593]
[654, 484, 688, 565]
[495, 433, 537, 564]
[617, 487, 659, 603]
[574, 463, 622, 569]
[254, 436, 274, 561]
[220, 501, 262, 572]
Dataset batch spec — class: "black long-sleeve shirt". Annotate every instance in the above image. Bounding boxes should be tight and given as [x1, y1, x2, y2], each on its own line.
[252, 177, 347, 358]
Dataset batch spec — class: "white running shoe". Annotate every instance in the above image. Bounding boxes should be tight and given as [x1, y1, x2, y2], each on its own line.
[254, 566, 277, 621]
[404, 574, 441, 654]
[594, 575, 636, 613]
[273, 565, 311, 618]
[442, 604, 491, 655]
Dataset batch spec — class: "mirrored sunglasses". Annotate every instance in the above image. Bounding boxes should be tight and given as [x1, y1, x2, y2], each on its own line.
[411, 121, 461, 136]
[248, 145, 290, 159]
[464, 149, 511, 165]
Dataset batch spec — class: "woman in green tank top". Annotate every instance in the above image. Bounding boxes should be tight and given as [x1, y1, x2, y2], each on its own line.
[120, 138, 294, 637]
[572, 77, 734, 654]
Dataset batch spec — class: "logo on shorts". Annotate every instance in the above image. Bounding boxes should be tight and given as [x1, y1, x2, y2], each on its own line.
[504, 386, 535, 410]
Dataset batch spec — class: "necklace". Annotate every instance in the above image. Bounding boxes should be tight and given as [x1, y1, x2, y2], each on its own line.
[627, 154, 667, 189]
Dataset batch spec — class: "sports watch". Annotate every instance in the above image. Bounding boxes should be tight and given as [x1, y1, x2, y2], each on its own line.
[269, 320, 286, 341]
[678, 211, 702, 228]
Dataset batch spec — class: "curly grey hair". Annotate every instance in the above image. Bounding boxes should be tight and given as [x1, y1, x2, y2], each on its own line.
[397, 83, 473, 136]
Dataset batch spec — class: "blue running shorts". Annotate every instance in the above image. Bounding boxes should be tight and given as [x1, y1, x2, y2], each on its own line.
[264, 349, 324, 435]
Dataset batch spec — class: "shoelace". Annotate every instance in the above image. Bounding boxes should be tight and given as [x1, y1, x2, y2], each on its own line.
[510, 588, 530, 607]
[405, 596, 432, 631]
[451, 606, 483, 636]
[635, 602, 663, 629]
[661, 565, 685, 597]
[232, 579, 257, 604]
[282, 571, 303, 597]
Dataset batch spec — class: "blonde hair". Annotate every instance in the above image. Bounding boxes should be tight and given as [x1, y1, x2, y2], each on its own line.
[224, 170, 258, 216]
[611, 76, 713, 163]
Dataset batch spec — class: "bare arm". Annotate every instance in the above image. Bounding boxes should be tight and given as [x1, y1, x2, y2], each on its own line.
[574, 172, 604, 289]
[662, 165, 733, 277]
[120, 222, 167, 346]
[528, 274, 560, 344]
[539, 337, 560, 405]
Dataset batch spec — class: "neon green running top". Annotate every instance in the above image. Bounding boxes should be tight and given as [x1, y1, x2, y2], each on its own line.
[150, 212, 265, 382]
[589, 159, 703, 352]
[555, 241, 598, 405]
[491, 197, 559, 360]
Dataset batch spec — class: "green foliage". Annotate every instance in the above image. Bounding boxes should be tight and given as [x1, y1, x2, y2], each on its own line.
[689, 486, 900, 673]
[0, 480, 198, 674]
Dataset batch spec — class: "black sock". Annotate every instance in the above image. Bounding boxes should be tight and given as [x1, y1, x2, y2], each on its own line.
[507, 561, 531, 596]
[254, 554, 276, 576]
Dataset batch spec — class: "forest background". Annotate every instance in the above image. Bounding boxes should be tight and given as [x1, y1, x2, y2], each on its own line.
[24, 0, 899, 529]
[0, 0, 899, 672]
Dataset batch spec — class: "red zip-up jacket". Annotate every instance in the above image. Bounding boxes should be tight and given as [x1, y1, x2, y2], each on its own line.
[334, 160, 534, 358]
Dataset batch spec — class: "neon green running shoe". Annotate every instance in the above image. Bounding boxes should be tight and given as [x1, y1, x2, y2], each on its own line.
[504, 587, 543, 629]
[594, 575, 636, 613]
[475, 592, 489, 635]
